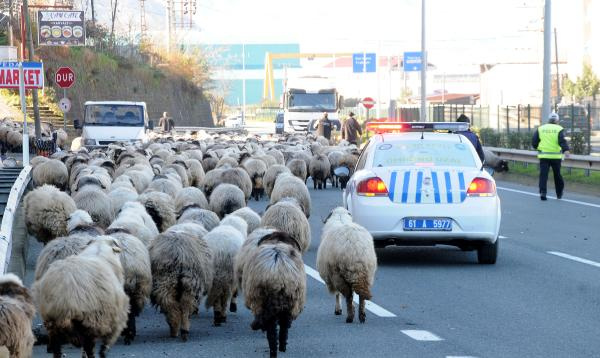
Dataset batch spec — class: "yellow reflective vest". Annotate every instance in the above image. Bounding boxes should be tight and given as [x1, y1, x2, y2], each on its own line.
[537, 123, 564, 159]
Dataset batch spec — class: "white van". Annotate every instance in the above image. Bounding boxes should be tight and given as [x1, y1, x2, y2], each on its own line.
[73, 101, 153, 148]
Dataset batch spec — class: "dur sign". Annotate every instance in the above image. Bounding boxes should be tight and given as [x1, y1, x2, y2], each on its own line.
[38, 11, 86, 46]
[0, 62, 44, 89]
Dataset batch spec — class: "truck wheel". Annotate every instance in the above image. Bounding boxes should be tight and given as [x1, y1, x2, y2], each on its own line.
[477, 240, 498, 264]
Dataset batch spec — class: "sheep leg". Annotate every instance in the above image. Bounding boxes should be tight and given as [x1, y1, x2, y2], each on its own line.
[334, 293, 343, 315]
[165, 308, 181, 338]
[99, 343, 109, 358]
[278, 312, 291, 353]
[123, 308, 137, 345]
[229, 289, 238, 312]
[358, 295, 367, 323]
[48, 331, 63, 358]
[266, 318, 278, 358]
[313, 179, 317, 190]
[81, 334, 95, 358]
[345, 293, 355, 323]
[180, 306, 191, 342]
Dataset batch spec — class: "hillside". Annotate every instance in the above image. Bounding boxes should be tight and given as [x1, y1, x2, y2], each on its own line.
[36, 47, 213, 127]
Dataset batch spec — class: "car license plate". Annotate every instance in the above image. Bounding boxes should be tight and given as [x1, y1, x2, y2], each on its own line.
[403, 218, 452, 231]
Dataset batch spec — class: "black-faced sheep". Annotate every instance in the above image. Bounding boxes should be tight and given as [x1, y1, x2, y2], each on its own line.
[317, 207, 377, 323]
[309, 153, 331, 190]
[261, 198, 311, 253]
[24, 184, 77, 244]
[149, 231, 213, 341]
[242, 231, 306, 358]
[210, 183, 246, 219]
[0, 274, 36, 358]
[32, 158, 69, 190]
[242, 158, 268, 201]
[270, 173, 311, 218]
[263, 164, 291, 198]
[483, 149, 509, 173]
[33, 237, 129, 358]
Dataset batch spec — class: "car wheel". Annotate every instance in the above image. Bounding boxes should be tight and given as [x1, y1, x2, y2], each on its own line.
[477, 240, 498, 264]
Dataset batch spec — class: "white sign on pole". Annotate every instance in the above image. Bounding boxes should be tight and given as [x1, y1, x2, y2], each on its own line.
[59, 97, 71, 113]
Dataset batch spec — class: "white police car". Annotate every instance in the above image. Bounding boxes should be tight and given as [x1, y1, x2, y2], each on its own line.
[343, 122, 501, 264]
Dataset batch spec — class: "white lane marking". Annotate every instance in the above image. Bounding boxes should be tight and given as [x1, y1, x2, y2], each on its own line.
[401, 329, 444, 341]
[303, 264, 396, 318]
[499, 235, 508, 239]
[548, 251, 600, 269]
[446, 356, 478, 358]
[497, 186, 600, 209]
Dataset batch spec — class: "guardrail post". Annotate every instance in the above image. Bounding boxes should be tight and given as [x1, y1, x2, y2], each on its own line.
[506, 105, 510, 134]
[587, 103, 592, 155]
[570, 103, 575, 136]
[527, 104, 531, 133]
[497, 105, 500, 131]
[585, 169, 590, 177]
[517, 104, 521, 133]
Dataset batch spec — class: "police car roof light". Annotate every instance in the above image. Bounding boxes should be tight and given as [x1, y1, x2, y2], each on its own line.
[366, 122, 469, 134]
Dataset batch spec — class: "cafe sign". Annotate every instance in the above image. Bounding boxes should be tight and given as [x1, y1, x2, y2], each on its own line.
[37, 11, 86, 46]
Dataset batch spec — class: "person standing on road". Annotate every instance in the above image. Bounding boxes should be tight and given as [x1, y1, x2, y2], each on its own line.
[456, 114, 485, 162]
[532, 112, 570, 201]
[158, 112, 173, 132]
[315, 112, 332, 141]
[341, 112, 362, 146]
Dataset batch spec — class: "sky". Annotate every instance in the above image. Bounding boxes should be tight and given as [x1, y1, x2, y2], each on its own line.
[88, 0, 579, 71]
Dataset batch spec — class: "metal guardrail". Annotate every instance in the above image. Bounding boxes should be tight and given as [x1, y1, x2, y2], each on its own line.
[486, 147, 600, 171]
[0, 166, 32, 274]
[172, 126, 247, 134]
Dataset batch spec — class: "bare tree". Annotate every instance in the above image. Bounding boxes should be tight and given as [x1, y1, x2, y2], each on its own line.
[109, 0, 118, 46]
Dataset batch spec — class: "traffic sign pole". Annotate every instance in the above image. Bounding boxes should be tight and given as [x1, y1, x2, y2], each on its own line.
[18, 63, 29, 166]
[63, 88, 67, 131]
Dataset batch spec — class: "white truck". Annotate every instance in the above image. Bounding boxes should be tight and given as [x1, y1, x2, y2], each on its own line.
[73, 101, 153, 149]
[282, 76, 343, 133]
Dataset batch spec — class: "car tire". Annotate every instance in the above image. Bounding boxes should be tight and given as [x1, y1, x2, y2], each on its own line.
[477, 240, 498, 264]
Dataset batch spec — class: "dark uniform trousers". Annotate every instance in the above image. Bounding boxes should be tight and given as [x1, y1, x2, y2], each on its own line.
[539, 158, 564, 196]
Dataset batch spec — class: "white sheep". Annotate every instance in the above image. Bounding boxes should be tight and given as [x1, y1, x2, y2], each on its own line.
[0, 274, 36, 358]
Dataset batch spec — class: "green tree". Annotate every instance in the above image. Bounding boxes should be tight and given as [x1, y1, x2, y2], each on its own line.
[562, 63, 600, 101]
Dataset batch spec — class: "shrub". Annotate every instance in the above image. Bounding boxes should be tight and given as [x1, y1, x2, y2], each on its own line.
[570, 132, 586, 154]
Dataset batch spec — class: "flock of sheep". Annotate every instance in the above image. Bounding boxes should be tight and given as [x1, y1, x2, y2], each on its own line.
[0, 130, 378, 358]
[0, 117, 68, 154]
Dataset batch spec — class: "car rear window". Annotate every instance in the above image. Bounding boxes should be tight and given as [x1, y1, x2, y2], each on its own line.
[372, 140, 476, 167]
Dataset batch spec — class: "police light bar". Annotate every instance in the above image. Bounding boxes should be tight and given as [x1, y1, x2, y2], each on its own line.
[366, 122, 469, 134]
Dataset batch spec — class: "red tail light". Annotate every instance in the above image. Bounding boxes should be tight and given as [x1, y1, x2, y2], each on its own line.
[467, 177, 496, 197]
[357, 177, 388, 197]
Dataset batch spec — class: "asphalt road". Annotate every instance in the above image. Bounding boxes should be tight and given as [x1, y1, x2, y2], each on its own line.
[26, 178, 600, 358]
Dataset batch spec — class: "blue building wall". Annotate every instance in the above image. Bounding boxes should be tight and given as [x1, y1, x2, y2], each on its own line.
[200, 43, 300, 105]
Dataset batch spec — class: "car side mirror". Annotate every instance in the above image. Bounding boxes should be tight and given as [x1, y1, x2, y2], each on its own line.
[73, 119, 81, 129]
[147, 120, 154, 130]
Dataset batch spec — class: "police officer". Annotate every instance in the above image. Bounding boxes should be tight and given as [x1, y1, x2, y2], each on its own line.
[456, 114, 485, 162]
[532, 112, 570, 200]
[315, 112, 332, 141]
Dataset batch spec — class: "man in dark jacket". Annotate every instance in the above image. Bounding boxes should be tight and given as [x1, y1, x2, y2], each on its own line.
[532, 112, 570, 200]
[341, 112, 362, 145]
[456, 114, 485, 162]
[315, 112, 332, 140]
[158, 112, 174, 132]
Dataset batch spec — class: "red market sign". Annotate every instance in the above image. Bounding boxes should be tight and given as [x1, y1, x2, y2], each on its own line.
[0, 62, 44, 90]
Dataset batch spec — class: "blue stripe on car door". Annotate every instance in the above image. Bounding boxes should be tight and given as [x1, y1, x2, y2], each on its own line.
[389, 171, 397, 201]
[431, 171, 440, 203]
[415, 171, 423, 203]
[444, 171, 453, 203]
[401, 171, 410, 203]
[458, 172, 466, 201]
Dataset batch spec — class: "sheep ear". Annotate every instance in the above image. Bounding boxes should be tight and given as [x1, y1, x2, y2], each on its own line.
[111, 239, 122, 253]
[323, 210, 333, 224]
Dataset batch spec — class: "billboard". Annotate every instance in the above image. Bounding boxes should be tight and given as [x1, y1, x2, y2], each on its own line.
[353, 53, 376, 73]
[0, 62, 44, 89]
[403, 52, 423, 72]
[37, 11, 85, 46]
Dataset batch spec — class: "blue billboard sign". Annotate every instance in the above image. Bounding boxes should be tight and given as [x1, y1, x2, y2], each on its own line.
[353, 53, 376, 73]
[403, 51, 423, 72]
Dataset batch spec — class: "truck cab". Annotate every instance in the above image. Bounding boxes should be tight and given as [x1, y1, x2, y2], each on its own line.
[74, 101, 152, 148]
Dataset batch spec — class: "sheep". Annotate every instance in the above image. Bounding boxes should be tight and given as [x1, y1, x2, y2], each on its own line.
[286, 158, 308, 182]
[166, 222, 209, 240]
[221, 167, 253, 201]
[234, 227, 275, 293]
[209, 183, 246, 219]
[336, 153, 358, 190]
[149, 231, 213, 341]
[138, 191, 177, 232]
[483, 149, 509, 173]
[317, 207, 377, 324]
[103, 229, 152, 345]
[177, 207, 220, 231]
[263, 164, 291, 198]
[216, 156, 238, 168]
[185, 158, 205, 187]
[266, 149, 285, 165]
[108, 186, 139, 217]
[108, 201, 159, 246]
[231, 207, 261, 234]
[202, 156, 218, 172]
[200, 167, 225, 197]
[242, 231, 306, 358]
[203, 222, 246, 326]
[0, 274, 36, 358]
[270, 173, 311, 218]
[261, 198, 311, 253]
[33, 237, 129, 358]
[32, 158, 69, 190]
[220, 215, 248, 237]
[327, 150, 344, 188]
[146, 174, 183, 197]
[24, 184, 77, 244]
[73, 185, 114, 229]
[309, 153, 331, 190]
[175, 186, 209, 215]
[242, 158, 268, 201]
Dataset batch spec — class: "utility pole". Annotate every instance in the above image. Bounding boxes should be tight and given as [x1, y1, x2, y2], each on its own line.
[23, 0, 42, 138]
[8, 0, 13, 46]
[242, 43, 246, 125]
[542, 0, 551, 122]
[553, 27, 560, 105]
[90, 0, 96, 26]
[420, 0, 427, 121]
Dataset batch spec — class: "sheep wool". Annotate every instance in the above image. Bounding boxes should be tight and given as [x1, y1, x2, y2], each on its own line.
[231, 207, 262, 235]
[209, 183, 246, 219]
[0, 274, 36, 358]
[24, 184, 77, 244]
[261, 199, 311, 254]
[32, 158, 69, 190]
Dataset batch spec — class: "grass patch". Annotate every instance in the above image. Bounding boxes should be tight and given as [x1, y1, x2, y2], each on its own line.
[507, 160, 600, 186]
